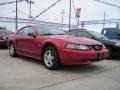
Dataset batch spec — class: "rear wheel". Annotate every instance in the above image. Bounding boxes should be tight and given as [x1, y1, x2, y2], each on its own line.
[9, 43, 17, 57]
[42, 46, 61, 70]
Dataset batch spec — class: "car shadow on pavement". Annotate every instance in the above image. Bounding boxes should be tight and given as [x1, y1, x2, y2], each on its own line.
[59, 64, 107, 74]
[0, 47, 8, 49]
[108, 57, 120, 60]
[15, 56, 110, 74]
[15, 55, 44, 65]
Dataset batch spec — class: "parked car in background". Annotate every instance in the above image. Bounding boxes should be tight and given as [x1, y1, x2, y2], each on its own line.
[69, 29, 120, 58]
[8, 25, 108, 70]
[101, 28, 120, 40]
[0, 29, 13, 48]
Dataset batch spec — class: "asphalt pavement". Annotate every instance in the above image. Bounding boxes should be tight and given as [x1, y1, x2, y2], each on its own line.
[0, 49, 120, 90]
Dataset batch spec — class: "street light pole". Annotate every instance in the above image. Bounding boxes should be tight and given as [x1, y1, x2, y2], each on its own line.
[15, 0, 18, 31]
[69, 0, 71, 32]
[29, 1, 32, 18]
[103, 11, 105, 29]
[77, 17, 80, 29]
[28, 0, 34, 25]
[61, 9, 65, 30]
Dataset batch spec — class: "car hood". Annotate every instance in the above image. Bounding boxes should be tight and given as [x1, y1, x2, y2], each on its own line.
[100, 38, 120, 45]
[67, 35, 102, 45]
[45, 35, 102, 45]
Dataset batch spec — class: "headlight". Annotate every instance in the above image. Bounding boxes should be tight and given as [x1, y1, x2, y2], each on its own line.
[65, 44, 90, 50]
[115, 43, 120, 47]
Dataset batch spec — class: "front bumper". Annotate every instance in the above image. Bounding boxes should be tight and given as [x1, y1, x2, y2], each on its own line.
[112, 46, 120, 56]
[59, 49, 108, 65]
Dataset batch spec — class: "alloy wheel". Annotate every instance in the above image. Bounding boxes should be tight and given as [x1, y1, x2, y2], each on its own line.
[44, 50, 54, 68]
[9, 43, 17, 57]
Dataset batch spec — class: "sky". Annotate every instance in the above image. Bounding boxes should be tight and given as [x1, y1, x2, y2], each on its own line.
[0, 0, 120, 31]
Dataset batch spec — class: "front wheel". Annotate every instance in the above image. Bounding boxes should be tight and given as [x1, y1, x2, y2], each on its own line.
[9, 43, 17, 57]
[42, 46, 61, 70]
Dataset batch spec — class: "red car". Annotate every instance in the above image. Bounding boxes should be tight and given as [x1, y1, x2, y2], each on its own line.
[8, 25, 108, 70]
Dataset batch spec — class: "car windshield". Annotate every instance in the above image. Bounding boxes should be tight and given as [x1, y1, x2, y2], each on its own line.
[90, 31, 107, 39]
[0, 30, 12, 36]
[36, 26, 66, 35]
[106, 28, 120, 36]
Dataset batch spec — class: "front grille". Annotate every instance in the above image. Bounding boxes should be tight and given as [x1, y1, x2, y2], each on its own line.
[92, 45, 102, 51]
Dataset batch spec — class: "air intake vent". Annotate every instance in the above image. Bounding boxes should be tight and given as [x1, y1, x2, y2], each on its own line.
[92, 45, 102, 51]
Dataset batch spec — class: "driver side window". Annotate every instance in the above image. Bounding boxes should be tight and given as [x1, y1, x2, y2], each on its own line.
[18, 27, 36, 36]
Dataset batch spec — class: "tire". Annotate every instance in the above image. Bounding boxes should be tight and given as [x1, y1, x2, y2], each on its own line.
[9, 43, 17, 57]
[107, 47, 113, 59]
[42, 46, 61, 70]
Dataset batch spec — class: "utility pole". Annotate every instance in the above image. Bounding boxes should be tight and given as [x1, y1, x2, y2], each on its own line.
[69, 0, 71, 32]
[77, 18, 79, 29]
[15, 0, 18, 31]
[61, 9, 65, 30]
[27, 0, 35, 25]
[103, 11, 105, 29]
[15, 0, 29, 31]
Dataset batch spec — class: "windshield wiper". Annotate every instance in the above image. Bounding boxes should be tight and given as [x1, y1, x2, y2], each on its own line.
[41, 33, 54, 35]
[41, 33, 66, 35]
[55, 33, 66, 35]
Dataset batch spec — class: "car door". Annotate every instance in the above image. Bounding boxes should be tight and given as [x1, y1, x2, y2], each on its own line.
[23, 27, 40, 57]
[16, 26, 40, 58]
[15, 27, 27, 51]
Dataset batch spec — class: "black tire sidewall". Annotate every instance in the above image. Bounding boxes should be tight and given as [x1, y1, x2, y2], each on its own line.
[107, 47, 113, 59]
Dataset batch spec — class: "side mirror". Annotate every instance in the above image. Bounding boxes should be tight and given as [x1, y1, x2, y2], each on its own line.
[11, 32, 14, 34]
[28, 33, 36, 38]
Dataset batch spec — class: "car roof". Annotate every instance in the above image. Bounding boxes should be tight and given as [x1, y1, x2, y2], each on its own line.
[103, 28, 120, 30]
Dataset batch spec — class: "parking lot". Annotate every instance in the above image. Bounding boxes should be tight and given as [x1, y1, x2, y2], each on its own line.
[0, 49, 120, 90]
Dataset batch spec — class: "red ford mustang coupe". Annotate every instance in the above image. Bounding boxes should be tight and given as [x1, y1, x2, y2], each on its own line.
[8, 25, 108, 70]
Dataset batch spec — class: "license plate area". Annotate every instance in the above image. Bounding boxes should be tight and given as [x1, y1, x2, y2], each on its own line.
[97, 53, 104, 60]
